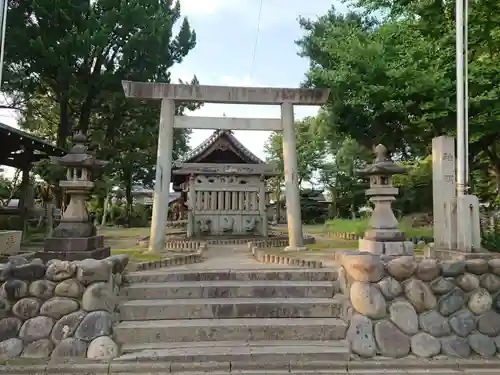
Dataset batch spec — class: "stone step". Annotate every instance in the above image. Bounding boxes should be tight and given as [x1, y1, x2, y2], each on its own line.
[124, 268, 337, 283]
[110, 364, 351, 375]
[119, 296, 344, 320]
[116, 340, 349, 363]
[121, 280, 337, 300]
[114, 317, 348, 344]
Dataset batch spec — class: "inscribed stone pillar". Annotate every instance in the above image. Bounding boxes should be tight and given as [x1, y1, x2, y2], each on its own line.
[259, 176, 268, 237]
[196, 192, 202, 210]
[210, 191, 217, 210]
[203, 192, 210, 210]
[432, 136, 457, 250]
[187, 175, 195, 238]
[231, 192, 238, 211]
[281, 102, 305, 250]
[218, 192, 224, 211]
[149, 99, 174, 253]
[238, 192, 244, 211]
[251, 192, 258, 210]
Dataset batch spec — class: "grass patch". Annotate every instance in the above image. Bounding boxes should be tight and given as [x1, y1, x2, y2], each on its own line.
[324, 218, 433, 238]
[324, 218, 369, 235]
[110, 248, 163, 262]
[306, 239, 358, 250]
[99, 227, 149, 239]
[264, 238, 357, 255]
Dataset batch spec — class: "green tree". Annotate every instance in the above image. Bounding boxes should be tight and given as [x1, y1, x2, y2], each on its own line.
[297, 4, 500, 204]
[297, 9, 453, 157]
[264, 117, 328, 219]
[8, 0, 199, 219]
[264, 117, 327, 186]
[319, 138, 371, 219]
[392, 157, 433, 216]
[5, 0, 197, 147]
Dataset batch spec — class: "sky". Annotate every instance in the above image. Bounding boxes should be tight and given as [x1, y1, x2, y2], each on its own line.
[171, 0, 343, 158]
[0, 0, 345, 169]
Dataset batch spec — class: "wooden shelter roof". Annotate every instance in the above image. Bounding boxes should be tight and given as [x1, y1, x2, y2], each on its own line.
[0, 123, 66, 169]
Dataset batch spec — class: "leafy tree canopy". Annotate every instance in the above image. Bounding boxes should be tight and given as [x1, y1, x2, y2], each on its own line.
[4, 0, 200, 213]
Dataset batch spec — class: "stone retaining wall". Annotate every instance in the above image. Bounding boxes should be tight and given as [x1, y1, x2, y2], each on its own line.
[249, 235, 316, 250]
[338, 251, 500, 359]
[250, 246, 323, 268]
[163, 233, 314, 251]
[132, 251, 203, 271]
[325, 231, 434, 245]
[165, 240, 205, 251]
[0, 254, 128, 361]
[248, 236, 320, 267]
[325, 231, 361, 240]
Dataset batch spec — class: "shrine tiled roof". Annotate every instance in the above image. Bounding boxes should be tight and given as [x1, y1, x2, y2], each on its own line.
[174, 129, 263, 165]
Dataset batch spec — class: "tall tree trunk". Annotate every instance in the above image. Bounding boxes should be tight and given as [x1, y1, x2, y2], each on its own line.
[101, 194, 109, 226]
[57, 92, 71, 148]
[350, 200, 356, 220]
[124, 169, 133, 227]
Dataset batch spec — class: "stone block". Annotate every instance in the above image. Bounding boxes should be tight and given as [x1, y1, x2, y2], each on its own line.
[44, 236, 104, 252]
[36, 247, 110, 262]
[404, 241, 415, 255]
[363, 229, 404, 242]
[0, 231, 22, 255]
[385, 242, 405, 257]
[358, 239, 383, 255]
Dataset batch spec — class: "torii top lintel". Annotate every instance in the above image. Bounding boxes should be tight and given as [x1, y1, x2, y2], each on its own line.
[121, 81, 330, 105]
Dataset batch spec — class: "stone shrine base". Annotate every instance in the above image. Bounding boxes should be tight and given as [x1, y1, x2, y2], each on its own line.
[39, 235, 110, 261]
[359, 238, 414, 257]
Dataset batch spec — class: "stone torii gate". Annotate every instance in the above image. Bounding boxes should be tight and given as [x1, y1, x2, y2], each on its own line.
[122, 81, 330, 253]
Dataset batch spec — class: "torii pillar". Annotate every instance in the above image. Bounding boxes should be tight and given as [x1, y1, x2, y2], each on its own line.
[122, 81, 330, 253]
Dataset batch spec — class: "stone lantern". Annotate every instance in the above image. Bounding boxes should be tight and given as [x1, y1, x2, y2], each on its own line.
[42, 133, 110, 261]
[357, 144, 414, 257]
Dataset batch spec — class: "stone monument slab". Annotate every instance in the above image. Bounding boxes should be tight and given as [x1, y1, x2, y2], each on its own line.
[432, 136, 457, 250]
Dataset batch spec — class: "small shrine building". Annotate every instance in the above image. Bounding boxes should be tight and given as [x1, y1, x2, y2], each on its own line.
[171, 130, 278, 238]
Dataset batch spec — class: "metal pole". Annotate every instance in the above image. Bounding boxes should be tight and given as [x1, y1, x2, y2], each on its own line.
[0, 0, 7, 89]
[456, 0, 468, 196]
[464, 0, 469, 188]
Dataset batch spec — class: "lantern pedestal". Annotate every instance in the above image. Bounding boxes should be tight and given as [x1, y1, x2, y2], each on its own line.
[40, 237, 109, 262]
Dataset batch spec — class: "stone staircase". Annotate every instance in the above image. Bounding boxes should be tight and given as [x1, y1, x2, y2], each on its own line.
[113, 268, 349, 371]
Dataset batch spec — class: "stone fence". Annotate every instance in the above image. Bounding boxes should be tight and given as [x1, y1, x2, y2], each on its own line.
[0, 254, 128, 360]
[324, 231, 434, 245]
[338, 251, 500, 359]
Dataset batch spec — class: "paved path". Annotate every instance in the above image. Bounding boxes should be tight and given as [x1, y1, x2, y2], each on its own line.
[167, 244, 301, 271]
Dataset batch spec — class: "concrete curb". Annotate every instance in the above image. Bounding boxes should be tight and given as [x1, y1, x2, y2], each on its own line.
[2, 358, 500, 374]
[249, 236, 321, 268]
